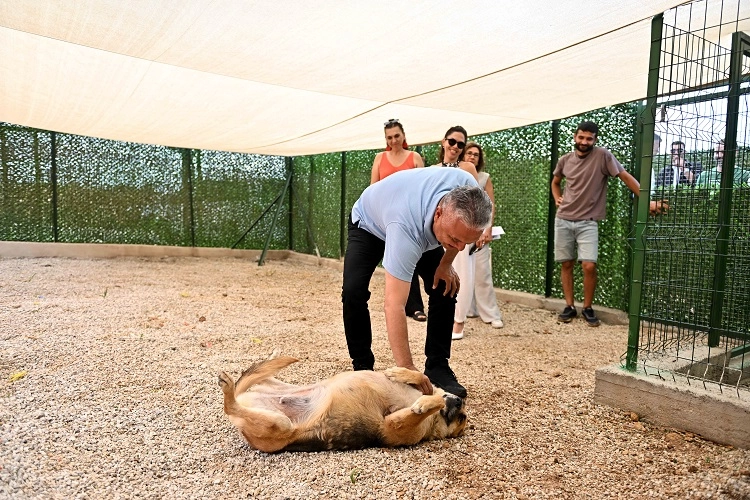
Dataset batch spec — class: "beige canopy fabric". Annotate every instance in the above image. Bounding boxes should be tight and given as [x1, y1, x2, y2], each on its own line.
[0, 0, 747, 156]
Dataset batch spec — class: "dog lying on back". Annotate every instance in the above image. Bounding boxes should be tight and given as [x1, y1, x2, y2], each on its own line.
[218, 356, 467, 452]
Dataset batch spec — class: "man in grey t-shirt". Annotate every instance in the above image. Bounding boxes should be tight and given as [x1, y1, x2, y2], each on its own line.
[343, 167, 492, 398]
[550, 121, 640, 326]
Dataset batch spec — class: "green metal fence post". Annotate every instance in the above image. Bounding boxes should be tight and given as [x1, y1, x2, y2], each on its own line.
[181, 148, 195, 247]
[544, 120, 560, 297]
[287, 157, 294, 250]
[709, 32, 750, 347]
[626, 14, 662, 371]
[307, 156, 315, 254]
[50, 131, 58, 242]
[340, 151, 347, 258]
[624, 103, 643, 309]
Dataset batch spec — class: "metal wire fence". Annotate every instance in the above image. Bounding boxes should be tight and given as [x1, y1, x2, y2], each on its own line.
[628, 4, 749, 398]
[0, 125, 289, 249]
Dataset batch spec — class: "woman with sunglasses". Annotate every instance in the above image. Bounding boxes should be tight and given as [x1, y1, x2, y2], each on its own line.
[431, 128, 493, 340]
[453, 142, 504, 339]
[432, 126, 479, 181]
[371, 119, 428, 322]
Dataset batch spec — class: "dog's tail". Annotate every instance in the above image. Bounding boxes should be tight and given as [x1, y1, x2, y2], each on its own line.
[234, 356, 298, 395]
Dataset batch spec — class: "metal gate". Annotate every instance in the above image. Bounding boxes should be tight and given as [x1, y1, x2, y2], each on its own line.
[628, 3, 750, 398]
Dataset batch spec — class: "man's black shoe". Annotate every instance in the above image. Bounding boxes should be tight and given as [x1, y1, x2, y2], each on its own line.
[558, 305, 577, 323]
[425, 364, 467, 398]
[352, 359, 374, 371]
[582, 307, 601, 327]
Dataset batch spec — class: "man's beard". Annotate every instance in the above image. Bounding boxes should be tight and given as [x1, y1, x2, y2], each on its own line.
[575, 142, 592, 153]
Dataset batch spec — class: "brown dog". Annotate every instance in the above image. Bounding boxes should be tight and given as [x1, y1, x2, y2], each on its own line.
[218, 356, 467, 452]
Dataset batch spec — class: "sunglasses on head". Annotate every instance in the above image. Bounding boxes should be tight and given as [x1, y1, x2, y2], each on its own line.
[446, 138, 466, 149]
[384, 118, 400, 127]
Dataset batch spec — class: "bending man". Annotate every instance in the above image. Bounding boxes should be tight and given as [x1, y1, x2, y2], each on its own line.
[342, 167, 492, 398]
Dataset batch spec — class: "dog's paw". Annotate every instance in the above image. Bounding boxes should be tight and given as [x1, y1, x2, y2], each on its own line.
[268, 349, 281, 360]
[217, 371, 234, 392]
[384, 367, 406, 381]
[384, 367, 422, 385]
[410, 395, 445, 415]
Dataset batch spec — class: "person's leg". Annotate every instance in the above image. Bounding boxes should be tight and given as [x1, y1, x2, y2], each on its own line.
[416, 246, 466, 398]
[576, 221, 600, 326]
[582, 261, 597, 308]
[416, 247, 454, 361]
[472, 246, 503, 325]
[555, 218, 577, 305]
[576, 221, 599, 309]
[342, 219, 385, 370]
[405, 272, 426, 321]
[555, 218, 578, 322]
[560, 260, 575, 305]
[451, 247, 474, 337]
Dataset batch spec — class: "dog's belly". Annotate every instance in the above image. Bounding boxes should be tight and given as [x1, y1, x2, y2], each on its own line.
[282, 379, 421, 451]
[238, 387, 320, 424]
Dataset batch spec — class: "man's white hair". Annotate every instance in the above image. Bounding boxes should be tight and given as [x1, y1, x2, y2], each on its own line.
[440, 186, 492, 231]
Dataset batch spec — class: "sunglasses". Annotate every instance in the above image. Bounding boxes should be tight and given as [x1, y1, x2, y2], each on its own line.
[384, 118, 400, 126]
[446, 138, 466, 149]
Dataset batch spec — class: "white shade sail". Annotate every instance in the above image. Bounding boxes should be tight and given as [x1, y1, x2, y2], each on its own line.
[0, 0, 747, 156]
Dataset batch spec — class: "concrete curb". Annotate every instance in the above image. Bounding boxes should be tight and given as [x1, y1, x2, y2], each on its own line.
[595, 364, 750, 449]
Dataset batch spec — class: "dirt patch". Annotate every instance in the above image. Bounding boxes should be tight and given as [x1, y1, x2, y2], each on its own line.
[1, 256, 748, 499]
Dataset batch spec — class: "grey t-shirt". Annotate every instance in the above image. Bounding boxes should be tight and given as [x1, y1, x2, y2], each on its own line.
[553, 146, 624, 221]
[351, 167, 478, 281]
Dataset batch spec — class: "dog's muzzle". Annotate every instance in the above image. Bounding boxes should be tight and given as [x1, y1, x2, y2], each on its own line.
[441, 393, 464, 421]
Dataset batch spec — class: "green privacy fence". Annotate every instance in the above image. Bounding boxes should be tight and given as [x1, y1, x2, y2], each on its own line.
[0, 125, 289, 249]
[284, 105, 640, 311]
[0, 104, 640, 311]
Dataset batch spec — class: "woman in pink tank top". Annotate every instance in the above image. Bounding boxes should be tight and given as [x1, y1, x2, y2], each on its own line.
[370, 119, 424, 183]
[369, 119, 427, 322]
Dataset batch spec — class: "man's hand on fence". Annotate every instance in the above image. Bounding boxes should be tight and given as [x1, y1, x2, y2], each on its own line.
[649, 199, 669, 216]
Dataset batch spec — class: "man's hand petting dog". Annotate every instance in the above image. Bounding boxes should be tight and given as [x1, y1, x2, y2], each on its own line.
[402, 364, 433, 395]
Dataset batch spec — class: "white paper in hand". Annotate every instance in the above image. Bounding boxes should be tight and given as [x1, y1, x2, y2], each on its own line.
[491, 226, 505, 240]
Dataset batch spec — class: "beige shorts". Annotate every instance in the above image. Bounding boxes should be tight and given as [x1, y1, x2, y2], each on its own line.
[554, 218, 599, 263]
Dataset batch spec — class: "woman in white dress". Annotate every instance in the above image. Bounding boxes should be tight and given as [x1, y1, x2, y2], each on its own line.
[451, 142, 503, 340]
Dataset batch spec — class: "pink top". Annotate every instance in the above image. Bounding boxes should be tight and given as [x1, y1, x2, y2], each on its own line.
[378, 151, 417, 180]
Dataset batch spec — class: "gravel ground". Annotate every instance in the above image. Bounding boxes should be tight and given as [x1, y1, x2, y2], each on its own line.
[1, 256, 749, 500]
